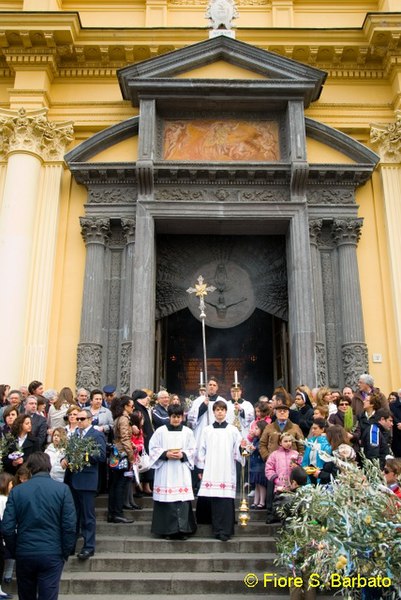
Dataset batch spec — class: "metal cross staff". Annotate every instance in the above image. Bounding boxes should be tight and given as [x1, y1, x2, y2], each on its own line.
[187, 275, 216, 385]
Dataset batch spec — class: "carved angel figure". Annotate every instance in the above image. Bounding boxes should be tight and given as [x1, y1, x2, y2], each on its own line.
[206, 0, 238, 30]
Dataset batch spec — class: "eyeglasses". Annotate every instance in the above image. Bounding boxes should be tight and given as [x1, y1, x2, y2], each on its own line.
[76, 417, 88, 422]
[339, 403, 350, 407]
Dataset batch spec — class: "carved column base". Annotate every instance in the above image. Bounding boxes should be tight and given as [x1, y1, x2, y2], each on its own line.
[120, 342, 132, 395]
[315, 342, 327, 387]
[76, 343, 102, 390]
[341, 343, 368, 389]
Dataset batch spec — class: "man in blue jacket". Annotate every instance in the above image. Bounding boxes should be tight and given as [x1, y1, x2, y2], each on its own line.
[63, 408, 106, 560]
[2, 452, 76, 600]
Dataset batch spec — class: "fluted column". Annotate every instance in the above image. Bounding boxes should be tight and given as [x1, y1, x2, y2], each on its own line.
[76, 216, 111, 390]
[309, 219, 326, 386]
[371, 116, 401, 369]
[0, 107, 73, 385]
[120, 218, 136, 394]
[332, 218, 368, 388]
[130, 203, 156, 390]
[287, 208, 316, 388]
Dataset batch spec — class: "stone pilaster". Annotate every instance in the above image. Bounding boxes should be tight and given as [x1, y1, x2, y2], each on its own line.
[287, 208, 316, 388]
[309, 219, 326, 386]
[130, 204, 156, 390]
[332, 217, 368, 388]
[370, 117, 401, 369]
[119, 218, 136, 394]
[0, 107, 73, 385]
[76, 216, 111, 390]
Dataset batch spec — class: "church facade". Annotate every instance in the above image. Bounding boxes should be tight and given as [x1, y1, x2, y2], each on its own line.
[0, 1, 400, 397]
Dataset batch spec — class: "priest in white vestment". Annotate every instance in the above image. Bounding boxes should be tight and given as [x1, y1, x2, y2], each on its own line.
[149, 404, 197, 539]
[196, 400, 244, 541]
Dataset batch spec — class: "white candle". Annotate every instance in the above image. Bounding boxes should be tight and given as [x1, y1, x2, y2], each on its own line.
[234, 370, 238, 385]
[200, 371, 204, 386]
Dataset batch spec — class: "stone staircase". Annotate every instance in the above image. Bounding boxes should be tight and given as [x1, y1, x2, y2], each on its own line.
[3, 494, 333, 599]
[56, 494, 282, 599]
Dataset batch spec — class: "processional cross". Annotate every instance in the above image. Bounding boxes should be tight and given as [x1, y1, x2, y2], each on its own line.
[187, 276, 216, 385]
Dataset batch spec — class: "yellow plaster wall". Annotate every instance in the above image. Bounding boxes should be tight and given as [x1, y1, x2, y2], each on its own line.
[46, 172, 86, 389]
[356, 174, 400, 394]
[175, 61, 268, 80]
[306, 137, 355, 164]
[88, 136, 138, 162]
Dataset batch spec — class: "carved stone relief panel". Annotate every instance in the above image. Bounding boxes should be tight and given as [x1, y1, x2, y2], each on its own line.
[76, 343, 102, 390]
[156, 235, 288, 326]
[87, 187, 137, 205]
[162, 119, 280, 161]
[307, 188, 355, 205]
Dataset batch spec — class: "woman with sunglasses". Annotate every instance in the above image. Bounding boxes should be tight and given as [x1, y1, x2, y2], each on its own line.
[383, 458, 401, 499]
[329, 395, 360, 453]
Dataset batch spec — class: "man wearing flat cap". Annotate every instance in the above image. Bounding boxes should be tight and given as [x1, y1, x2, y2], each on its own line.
[103, 385, 116, 409]
[259, 402, 304, 523]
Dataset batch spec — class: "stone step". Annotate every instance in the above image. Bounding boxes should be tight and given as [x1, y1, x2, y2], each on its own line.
[59, 571, 309, 595]
[95, 506, 268, 522]
[95, 520, 275, 535]
[93, 535, 275, 553]
[66, 551, 275, 573]
[58, 595, 303, 600]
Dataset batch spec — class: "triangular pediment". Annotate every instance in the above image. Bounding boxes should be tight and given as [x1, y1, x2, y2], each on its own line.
[118, 35, 327, 108]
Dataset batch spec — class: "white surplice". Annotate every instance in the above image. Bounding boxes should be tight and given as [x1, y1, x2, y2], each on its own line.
[187, 394, 234, 452]
[196, 423, 244, 499]
[149, 425, 195, 502]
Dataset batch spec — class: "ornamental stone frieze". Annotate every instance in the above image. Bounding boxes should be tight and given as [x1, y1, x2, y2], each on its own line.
[120, 342, 132, 395]
[154, 187, 290, 202]
[332, 218, 363, 247]
[307, 188, 355, 205]
[0, 108, 73, 162]
[370, 116, 401, 163]
[80, 216, 111, 245]
[88, 188, 137, 205]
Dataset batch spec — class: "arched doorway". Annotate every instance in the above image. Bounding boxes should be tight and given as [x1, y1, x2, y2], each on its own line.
[159, 308, 288, 401]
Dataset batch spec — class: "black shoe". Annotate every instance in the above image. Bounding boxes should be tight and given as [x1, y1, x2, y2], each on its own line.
[77, 549, 94, 560]
[131, 502, 142, 510]
[123, 504, 135, 510]
[111, 516, 134, 524]
[265, 515, 280, 524]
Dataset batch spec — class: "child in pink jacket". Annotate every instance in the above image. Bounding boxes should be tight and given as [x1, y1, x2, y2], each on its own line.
[265, 433, 301, 492]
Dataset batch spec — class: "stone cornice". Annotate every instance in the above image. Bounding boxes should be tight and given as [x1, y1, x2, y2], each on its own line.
[0, 107, 74, 161]
[0, 12, 401, 80]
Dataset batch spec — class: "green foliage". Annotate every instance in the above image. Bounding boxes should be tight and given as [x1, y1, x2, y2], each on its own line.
[63, 435, 100, 472]
[275, 459, 401, 599]
[0, 433, 15, 472]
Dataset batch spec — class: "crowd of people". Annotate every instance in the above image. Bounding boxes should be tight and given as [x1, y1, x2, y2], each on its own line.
[0, 374, 400, 598]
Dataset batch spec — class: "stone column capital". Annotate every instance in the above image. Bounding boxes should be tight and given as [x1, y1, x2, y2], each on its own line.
[80, 216, 111, 245]
[0, 107, 73, 161]
[309, 218, 323, 246]
[370, 116, 401, 163]
[332, 218, 363, 247]
[121, 218, 136, 244]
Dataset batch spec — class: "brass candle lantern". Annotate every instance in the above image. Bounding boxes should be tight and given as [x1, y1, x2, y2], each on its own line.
[239, 445, 251, 527]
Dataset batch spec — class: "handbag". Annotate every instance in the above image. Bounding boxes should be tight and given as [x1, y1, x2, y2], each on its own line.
[137, 449, 150, 473]
[108, 444, 129, 471]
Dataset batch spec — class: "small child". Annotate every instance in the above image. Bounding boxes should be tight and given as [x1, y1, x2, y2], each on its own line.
[247, 402, 272, 442]
[124, 411, 145, 509]
[0, 471, 15, 592]
[249, 420, 268, 509]
[265, 433, 302, 493]
[13, 465, 31, 487]
[45, 427, 67, 483]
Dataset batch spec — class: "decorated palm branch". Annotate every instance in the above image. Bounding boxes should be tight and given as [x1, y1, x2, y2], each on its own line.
[275, 455, 401, 599]
[63, 435, 100, 472]
[0, 433, 16, 472]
